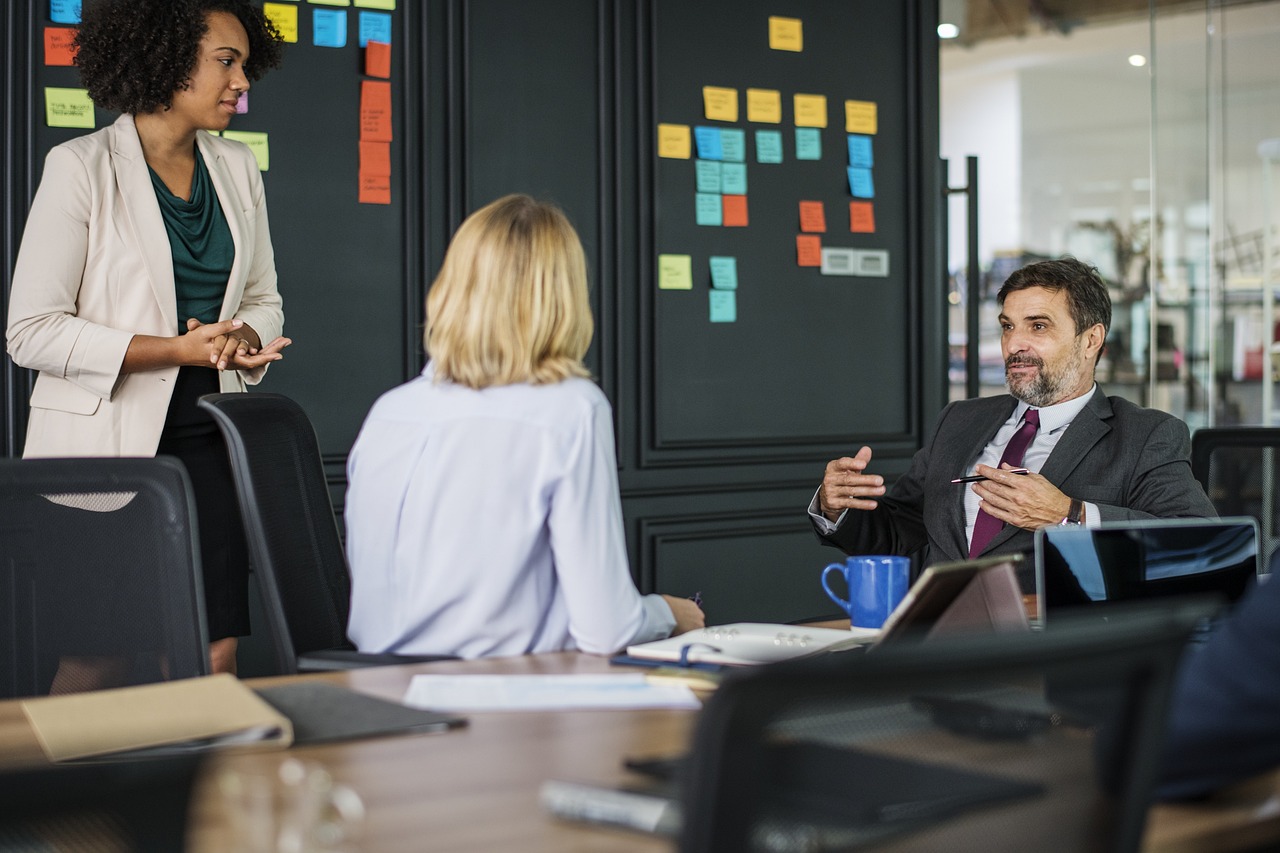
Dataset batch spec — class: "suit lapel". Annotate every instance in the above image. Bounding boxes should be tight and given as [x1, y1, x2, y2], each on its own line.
[111, 114, 177, 330]
[198, 133, 247, 321]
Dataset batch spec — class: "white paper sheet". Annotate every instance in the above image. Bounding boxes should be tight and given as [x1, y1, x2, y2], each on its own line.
[402, 673, 701, 712]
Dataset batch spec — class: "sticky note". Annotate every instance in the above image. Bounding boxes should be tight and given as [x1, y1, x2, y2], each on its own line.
[709, 256, 738, 290]
[847, 166, 874, 198]
[263, 4, 299, 42]
[359, 10, 392, 46]
[695, 193, 722, 226]
[768, 16, 802, 51]
[702, 86, 738, 122]
[222, 130, 269, 171]
[821, 248, 856, 276]
[849, 201, 875, 233]
[709, 290, 737, 323]
[359, 174, 391, 204]
[658, 254, 693, 290]
[695, 160, 722, 194]
[719, 129, 745, 163]
[720, 162, 746, 195]
[755, 130, 782, 164]
[366, 40, 391, 77]
[796, 235, 822, 267]
[693, 127, 722, 160]
[44, 27, 77, 66]
[847, 135, 873, 168]
[360, 140, 391, 176]
[308, 0, 350, 5]
[45, 87, 94, 128]
[235, 92, 249, 114]
[722, 195, 748, 227]
[795, 128, 821, 160]
[846, 100, 878, 134]
[793, 94, 827, 129]
[49, 0, 80, 24]
[313, 8, 347, 47]
[746, 88, 781, 124]
[360, 80, 393, 141]
[799, 201, 826, 233]
[657, 124, 691, 159]
[354, 0, 395, 7]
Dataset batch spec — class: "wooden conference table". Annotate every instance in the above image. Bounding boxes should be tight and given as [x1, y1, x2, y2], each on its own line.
[2, 652, 1280, 852]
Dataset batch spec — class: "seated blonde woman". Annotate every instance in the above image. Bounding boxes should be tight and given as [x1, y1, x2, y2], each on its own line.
[345, 194, 704, 658]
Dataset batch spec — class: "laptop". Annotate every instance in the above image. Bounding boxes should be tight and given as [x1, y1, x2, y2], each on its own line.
[1032, 516, 1259, 624]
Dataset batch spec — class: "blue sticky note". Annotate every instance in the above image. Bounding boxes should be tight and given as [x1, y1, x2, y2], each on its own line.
[847, 134, 874, 168]
[795, 128, 822, 161]
[50, 0, 80, 24]
[720, 162, 747, 195]
[313, 9, 348, 48]
[694, 127, 723, 161]
[695, 193, 723, 226]
[709, 256, 738, 290]
[719, 129, 746, 163]
[359, 11, 392, 47]
[755, 130, 783, 164]
[709, 290, 737, 323]
[848, 166, 875, 198]
[695, 160, 722, 193]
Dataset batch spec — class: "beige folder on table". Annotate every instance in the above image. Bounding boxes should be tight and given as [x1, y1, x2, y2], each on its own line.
[21, 673, 293, 762]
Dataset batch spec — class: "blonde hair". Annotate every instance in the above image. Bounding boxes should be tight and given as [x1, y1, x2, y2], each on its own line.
[425, 195, 593, 388]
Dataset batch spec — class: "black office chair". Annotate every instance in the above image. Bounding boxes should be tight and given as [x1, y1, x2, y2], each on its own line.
[1191, 426, 1280, 571]
[677, 601, 1211, 853]
[197, 392, 454, 674]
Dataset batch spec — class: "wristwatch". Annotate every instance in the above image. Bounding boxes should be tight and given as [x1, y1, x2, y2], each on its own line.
[1059, 498, 1084, 526]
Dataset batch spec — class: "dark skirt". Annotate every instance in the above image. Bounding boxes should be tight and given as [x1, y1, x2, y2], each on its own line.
[156, 367, 251, 641]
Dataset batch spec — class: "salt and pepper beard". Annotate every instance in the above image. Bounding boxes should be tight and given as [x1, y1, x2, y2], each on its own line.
[1005, 336, 1088, 408]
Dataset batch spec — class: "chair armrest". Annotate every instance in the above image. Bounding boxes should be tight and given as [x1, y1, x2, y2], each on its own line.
[297, 649, 458, 672]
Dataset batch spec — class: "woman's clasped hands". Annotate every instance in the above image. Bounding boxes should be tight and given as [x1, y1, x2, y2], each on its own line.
[184, 317, 291, 371]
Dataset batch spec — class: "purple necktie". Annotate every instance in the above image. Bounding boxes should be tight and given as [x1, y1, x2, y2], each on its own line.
[968, 408, 1040, 558]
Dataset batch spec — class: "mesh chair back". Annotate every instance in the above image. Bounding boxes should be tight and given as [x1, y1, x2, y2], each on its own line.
[0, 457, 209, 699]
[197, 393, 352, 674]
[1191, 426, 1280, 571]
[679, 602, 1210, 853]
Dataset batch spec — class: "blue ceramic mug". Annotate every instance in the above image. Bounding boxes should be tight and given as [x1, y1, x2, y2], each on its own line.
[821, 555, 911, 629]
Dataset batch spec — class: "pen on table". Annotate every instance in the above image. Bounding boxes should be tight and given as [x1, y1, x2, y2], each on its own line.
[950, 468, 1030, 484]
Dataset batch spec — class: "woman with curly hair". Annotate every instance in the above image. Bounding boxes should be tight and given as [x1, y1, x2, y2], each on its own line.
[6, 0, 291, 676]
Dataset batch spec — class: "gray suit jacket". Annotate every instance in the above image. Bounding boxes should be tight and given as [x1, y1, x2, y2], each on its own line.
[815, 388, 1216, 567]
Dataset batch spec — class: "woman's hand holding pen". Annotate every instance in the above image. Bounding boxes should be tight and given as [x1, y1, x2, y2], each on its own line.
[970, 463, 1073, 531]
[661, 594, 706, 636]
[819, 445, 886, 522]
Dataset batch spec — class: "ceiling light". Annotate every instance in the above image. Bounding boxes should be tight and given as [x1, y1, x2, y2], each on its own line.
[938, 23, 960, 39]
[1129, 54, 1147, 67]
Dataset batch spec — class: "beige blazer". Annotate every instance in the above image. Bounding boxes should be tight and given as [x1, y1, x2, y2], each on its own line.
[6, 114, 284, 458]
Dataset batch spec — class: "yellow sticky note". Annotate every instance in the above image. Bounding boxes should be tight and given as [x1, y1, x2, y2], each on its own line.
[658, 254, 693, 290]
[354, 0, 395, 6]
[746, 88, 781, 124]
[307, 0, 351, 5]
[222, 130, 270, 171]
[657, 123, 691, 159]
[793, 94, 827, 129]
[45, 87, 95, 129]
[263, 3, 299, 42]
[846, 100, 878, 134]
[702, 86, 738, 123]
[769, 16, 802, 52]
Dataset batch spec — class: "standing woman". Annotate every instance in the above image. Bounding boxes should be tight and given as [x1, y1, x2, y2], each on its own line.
[6, 0, 290, 674]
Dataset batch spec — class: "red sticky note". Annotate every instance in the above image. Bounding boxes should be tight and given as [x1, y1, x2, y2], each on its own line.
[360, 141, 391, 177]
[796, 234, 822, 267]
[365, 40, 391, 79]
[360, 80, 393, 142]
[849, 201, 876, 233]
[722, 194, 749, 227]
[44, 27, 77, 66]
[799, 200, 826, 233]
[359, 173, 391, 205]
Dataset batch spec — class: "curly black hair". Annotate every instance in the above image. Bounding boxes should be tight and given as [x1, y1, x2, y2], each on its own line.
[75, 0, 284, 115]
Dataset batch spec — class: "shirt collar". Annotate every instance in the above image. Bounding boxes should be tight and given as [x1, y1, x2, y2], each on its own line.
[1011, 383, 1096, 434]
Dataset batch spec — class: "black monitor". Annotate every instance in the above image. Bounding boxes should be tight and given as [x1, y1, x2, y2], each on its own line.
[1033, 517, 1259, 624]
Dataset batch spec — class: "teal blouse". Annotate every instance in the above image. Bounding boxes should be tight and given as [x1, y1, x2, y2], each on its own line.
[149, 149, 234, 331]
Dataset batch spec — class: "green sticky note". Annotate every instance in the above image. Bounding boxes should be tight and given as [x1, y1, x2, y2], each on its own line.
[354, 0, 395, 6]
[721, 162, 747, 195]
[796, 127, 822, 160]
[222, 130, 270, 171]
[709, 256, 738, 290]
[45, 87, 95, 129]
[658, 254, 693, 290]
[756, 130, 783, 164]
[719, 128, 746, 162]
[695, 160, 722, 193]
[307, 0, 350, 5]
[695, 193, 722, 226]
[709, 290, 736, 322]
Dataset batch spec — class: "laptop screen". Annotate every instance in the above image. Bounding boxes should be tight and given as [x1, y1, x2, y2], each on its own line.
[1033, 517, 1258, 622]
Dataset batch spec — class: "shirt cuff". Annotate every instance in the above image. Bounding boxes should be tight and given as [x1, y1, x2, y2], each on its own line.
[808, 488, 846, 535]
[1083, 501, 1101, 529]
[634, 594, 678, 644]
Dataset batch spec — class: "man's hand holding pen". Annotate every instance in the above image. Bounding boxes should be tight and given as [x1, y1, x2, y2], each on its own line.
[970, 462, 1075, 531]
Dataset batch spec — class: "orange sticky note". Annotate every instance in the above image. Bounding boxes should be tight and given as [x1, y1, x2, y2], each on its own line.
[722, 195, 748, 227]
[365, 40, 391, 78]
[360, 141, 391, 177]
[359, 173, 391, 205]
[44, 27, 77, 66]
[796, 235, 822, 267]
[849, 201, 876, 233]
[799, 201, 826, 233]
[360, 80, 393, 142]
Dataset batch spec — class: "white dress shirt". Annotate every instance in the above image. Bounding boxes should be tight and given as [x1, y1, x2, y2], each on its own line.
[345, 364, 674, 659]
